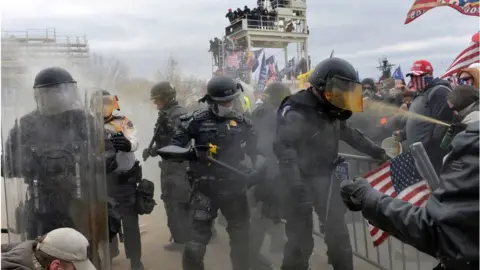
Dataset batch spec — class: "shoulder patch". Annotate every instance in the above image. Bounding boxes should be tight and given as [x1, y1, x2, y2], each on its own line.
[280, 105, 292, 118]
[125, 119, 134, 129]
[193, 108, 210, 120]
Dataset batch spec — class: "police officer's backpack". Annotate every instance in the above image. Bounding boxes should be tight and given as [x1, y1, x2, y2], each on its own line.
[135, 179, 157, 215]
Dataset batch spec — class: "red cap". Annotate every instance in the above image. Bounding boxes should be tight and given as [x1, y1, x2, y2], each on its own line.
[407, 60, 433, 76]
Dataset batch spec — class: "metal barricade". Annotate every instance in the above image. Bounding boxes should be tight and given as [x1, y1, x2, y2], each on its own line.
[312, 153, 438, 270]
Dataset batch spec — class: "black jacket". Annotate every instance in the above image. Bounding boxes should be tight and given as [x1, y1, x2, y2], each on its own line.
[402, 78, 453, 174]
[251, 101, 279, 180]
[362, 121, 479, 269]
[171, 107, 257, 180]
[155, 102, 190, 201]
[251, 101, 285, 211]
[274, 89, 385, 188]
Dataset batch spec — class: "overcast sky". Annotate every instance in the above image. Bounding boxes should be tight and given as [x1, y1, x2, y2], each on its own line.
[2, 0, 479, 81]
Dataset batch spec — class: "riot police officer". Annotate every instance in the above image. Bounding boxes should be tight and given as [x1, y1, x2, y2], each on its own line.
[274, 58, 389, 270]
[170, 76, 258, 270]
[142, 81, 190, 251]
[2, 67, 110, 268]
[102, 90, 144, 270]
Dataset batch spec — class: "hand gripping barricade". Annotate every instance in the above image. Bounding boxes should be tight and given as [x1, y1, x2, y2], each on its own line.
[1, 86, 110, 269]
[314, 150, 439, 270]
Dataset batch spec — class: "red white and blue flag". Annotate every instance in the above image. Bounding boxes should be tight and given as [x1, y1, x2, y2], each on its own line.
[405, 0, 479, 25]
[441, 32, 480, 78]
[364, 151, 431, 247]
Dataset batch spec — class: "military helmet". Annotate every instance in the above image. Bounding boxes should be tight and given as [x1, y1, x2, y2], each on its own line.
[202, 76, 241, 103]
[150, 81, 176, 100]
[33, 67, 76, 88]
[308, 57, 358, 90]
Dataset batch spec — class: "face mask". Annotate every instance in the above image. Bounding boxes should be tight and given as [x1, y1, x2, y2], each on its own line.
[410, 75, 433, 91]
[212, 103, 233, 117]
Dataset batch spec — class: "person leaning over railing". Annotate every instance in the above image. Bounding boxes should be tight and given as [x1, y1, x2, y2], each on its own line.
[340, 104, 479, 269]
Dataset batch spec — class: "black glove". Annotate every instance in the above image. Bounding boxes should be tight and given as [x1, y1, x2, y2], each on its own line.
[377, 152, 391, 164]
[142, 148, 150, 161]
[340, 177, 376, 212]
[448, 122, 468, 136]
[111, 133, 132, 152]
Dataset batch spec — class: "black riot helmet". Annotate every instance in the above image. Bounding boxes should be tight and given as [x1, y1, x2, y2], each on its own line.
[263, 82, 291, 107]
[308, 57, 358, 89]
[200, 76, 242, 103]
[150, 81, 176, 101]
[308, 57, 363, 113]
[33, 67, 77, 88]
[33, 67, 82, 115]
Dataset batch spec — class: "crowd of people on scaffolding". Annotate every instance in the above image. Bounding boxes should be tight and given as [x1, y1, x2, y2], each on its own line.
[225, 4, 278, 29]
[208, 36, 248, 67]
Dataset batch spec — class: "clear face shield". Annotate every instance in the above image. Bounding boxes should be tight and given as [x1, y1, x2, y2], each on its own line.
[324, 76, 363, 112]
[34, 82, 83, 115]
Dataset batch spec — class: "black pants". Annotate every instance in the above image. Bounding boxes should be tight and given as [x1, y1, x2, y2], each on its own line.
[110, 212, 142, 264]
[164, 200, 190, 243]
[281, 175, 353, 270]
[183, 189, 250, 270]
[108, 180, 142, 267]
[161, 179, 190, 244]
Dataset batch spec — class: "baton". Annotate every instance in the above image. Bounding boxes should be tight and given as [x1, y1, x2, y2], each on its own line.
[206, 156, 249, 178]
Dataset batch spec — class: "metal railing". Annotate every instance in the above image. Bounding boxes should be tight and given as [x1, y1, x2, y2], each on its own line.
[271, 0, 307, 9]
[312, 153, 438, 270]
[225, 15, 308, 36]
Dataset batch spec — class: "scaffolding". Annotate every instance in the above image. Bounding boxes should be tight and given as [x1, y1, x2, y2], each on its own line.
[1, 28, 90, 82]
[221, 0, 309, 87]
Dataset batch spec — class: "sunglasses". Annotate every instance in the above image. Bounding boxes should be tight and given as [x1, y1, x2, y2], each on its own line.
[459, 77, 473, 85]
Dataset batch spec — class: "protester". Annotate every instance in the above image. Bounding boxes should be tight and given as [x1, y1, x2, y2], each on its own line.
[340, 103, 479, 270]
[447, 85, 479, 131]
[226, 4, 277, 29]
[394, 60, 453, 175]
[208, 38, 220, 65]
[2, 228, 97, 270]
[225, 9, 235, 22]
[457, 63, 480, 89]
[361, 78, 378, 98]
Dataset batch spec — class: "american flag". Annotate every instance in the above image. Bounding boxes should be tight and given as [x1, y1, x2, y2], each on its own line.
[364, 151, 431, 247]
[441, 32, 480, 78]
